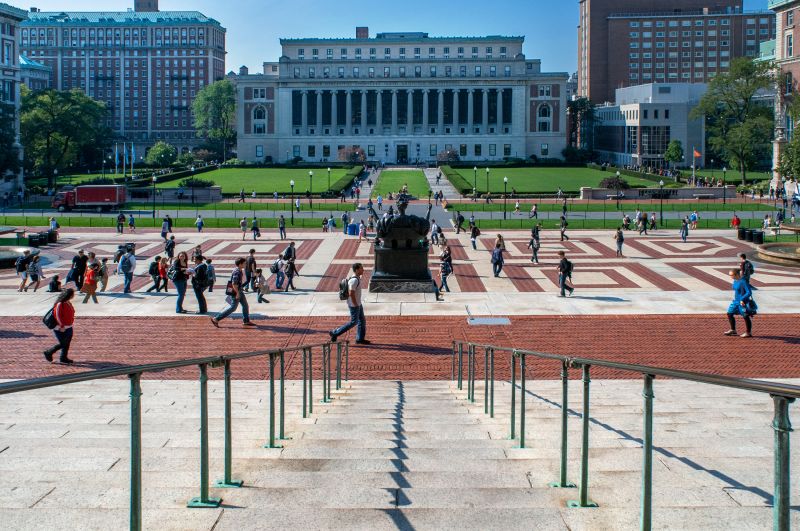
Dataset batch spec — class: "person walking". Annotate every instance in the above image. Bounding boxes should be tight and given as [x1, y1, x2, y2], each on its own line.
[358, 220, 367, 241]
[283, 241, 297, 262]
[244, 249, 257, 292]
[251, 217, 260, 240]
[491, 243, 504, 277]
[377, 194, 383, 210]
[329, 262, 369, 344]
[439, 258, 452, 294]
[341, 212, 350, 234]
[559, 215, 570, 241]
[327, 216, 335, 233]
[284, 258, 298, 291]
[160, 217, 170, 241]
[191, 255, 209, 314]
[164, 235, 176, 264]
[15, 249, 32, 292]
[430, 220, 440, 246]
[254, 268, 270, 303]
[171, 251, 189, 314]
[195, 215, 204, 232]
[679, 219, 689, 243]
[614, 226, 625, 258]
[210, 258, 256, 328]
[43, 288, 76, 364]
[98, 258, 110, 292]
[274, 254, 286, 290]
[557, 250, 574, 297]
[239, 217, 247, 241]
[529, 204, 538, 219]
[128, 213, 136, 232]
[528, 235, 540, 264]
[116, 212, 125, 234]
[24, 255, 44, 292]
[690, 210, 699, 230]
[495, 233, 506, 252]
[165, 214, 173, 234]
[81, 263, 100, 304]
[146, 255, 162, 292]
[115, 250, 134, 293]
[70, 250, 89, 290]
[158, 257, 170, 292]
[638, 215, 648, 235]
[470, 224, 481, 250]
[455, 211, 465, 234]
[739, 252, 755, 287]
[514, 200, 521, 215]
[724, 269, 756, 338]
[278, 215, 287, 240]
[295, 197, 301, 213]
[205, 258, 216, 292]
[439, 244, 453, 271]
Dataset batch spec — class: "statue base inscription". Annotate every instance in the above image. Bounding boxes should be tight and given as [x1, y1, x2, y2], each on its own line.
[369, 278, 435, 293]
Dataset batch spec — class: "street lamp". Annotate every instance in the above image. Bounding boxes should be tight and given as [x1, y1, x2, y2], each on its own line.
[485, 167, 490, 197]
[659, 179, 664, 227]
[473, 166, 477, 201]
[503, 176, 508, 220]
[722, 166, 727, 205]
[290, 179, 295, 225]
[615, 170, 621, 210]
[327, 167, 331, 193]
[309, 170, 314, 208]
[190, 165, 196, 204]
[151, 175, 157, 218]
[710, 159, 715, 182]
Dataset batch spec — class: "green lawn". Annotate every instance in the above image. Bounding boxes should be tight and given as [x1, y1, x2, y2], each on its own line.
[126, 201, 354, 212]
[688, 169, 773, 184]
[0, 215, 328, 230]
[450, 167, 656, 194]
[157, 168, 349, 194]
[468, 217, 788, 232]
[27, 173, 120, 188]
[450, 201, 776, 213]
[373, 170, 431, 198]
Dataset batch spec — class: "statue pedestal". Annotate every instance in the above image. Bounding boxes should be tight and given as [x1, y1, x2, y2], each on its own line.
[369, 247, 434, 293]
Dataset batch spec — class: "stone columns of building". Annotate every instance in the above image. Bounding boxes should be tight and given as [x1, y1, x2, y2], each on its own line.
[376, 90, 383, 132]
[482, 89, 489, 132]
[496, 88, 503, 131]
[301, 90, 309, 131]
[331, 90, 338, 132]
[422, 89, 430, 132]
[467, 89, 474, 132]
[345, 90, 353, 135]
[360, 90, 367, 133]
[453, 89, 460, 126]
[437, 89, 444, 132]
[406, 89, 413, 130]
[316, 90, 323, 131]
[391, 90, 398, 134]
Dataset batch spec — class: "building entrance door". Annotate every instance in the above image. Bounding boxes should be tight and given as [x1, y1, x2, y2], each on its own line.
[396, 144, 408, 164]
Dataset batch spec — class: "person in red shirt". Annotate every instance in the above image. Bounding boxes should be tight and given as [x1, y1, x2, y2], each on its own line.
[44, 288, 76, 364]
[81, 263, 99, 304]
[731, 214, 741, 230]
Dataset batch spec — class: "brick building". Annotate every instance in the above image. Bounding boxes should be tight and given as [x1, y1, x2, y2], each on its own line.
[19, 0, 226, 156]
[578, 0, 776, 103]
[19, 54, 51, 91]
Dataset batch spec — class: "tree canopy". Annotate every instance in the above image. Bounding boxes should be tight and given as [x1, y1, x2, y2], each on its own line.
[664, 140, 684, 168]
[690, 58, 774, 184]
[145, 141, 178, 167]
[0, 103, 21, 181]
[192, 79, 236, 162]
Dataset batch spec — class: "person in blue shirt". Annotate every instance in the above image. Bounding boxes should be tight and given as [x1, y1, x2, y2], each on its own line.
[724, 269, 756, 338]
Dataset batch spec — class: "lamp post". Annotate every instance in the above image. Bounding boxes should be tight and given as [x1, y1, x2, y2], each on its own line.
[190, 165, 196, 204]
[290, 179, 295, 225]
[659, 179, 664, 227]
[485, 167, 490, 197]
[473, 166, 477, 201]
[615, 170, 621, 210]
[710, 159, 715, 182]
[503, 176, 508, 220]
[722, 166, 727, 205]
[152, 175, 157, 219]
[309, 170, 313, 208]
[327, 167, 331, 193]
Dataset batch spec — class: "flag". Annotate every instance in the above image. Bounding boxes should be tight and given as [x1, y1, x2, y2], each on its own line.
[115, 144, 119, 166]
[123, 143, 128, 163]
[693, 149, 701, 158]
[131, 144, 136, 163]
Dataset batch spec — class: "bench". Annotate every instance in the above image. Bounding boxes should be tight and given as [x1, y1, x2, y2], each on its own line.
[692, 194, 715, 200]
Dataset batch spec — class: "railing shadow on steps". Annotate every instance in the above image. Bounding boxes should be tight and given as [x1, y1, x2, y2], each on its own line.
[451, 340, 800, 531]
[0, 340, 349, 531]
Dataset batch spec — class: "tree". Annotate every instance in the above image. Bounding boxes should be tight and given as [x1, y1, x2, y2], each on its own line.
[691, 58, 774, 185]
[436, 149, 460, 163]
[192, 80, 236, 162]
[338, 146, 365, 163]
[145, 141, 178, 167]
[20, 87, 110, 188]
[664, 140, 684, 170]
[0, 103, 21, 180]
[567, 97, 596, 151]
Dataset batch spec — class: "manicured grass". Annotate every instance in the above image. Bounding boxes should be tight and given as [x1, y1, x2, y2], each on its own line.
[157, 168, 350, 194]
[469, 217, 784, 232]
[125, 201, 354, 212]
[449, 167, 655, 194]
[0, 215, 329, 230]
[373, 170, 431, 198]
[689, 169, 773, 184]
[27, 174, 121, 188]
[449, 201, 776, 213]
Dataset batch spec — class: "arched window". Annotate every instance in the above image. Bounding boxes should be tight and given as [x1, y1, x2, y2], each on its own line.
[538, 104, 552, 132]
[538, 104, 551, 118]
[253, 106, 266, 120]
[253, 106, 267, 135]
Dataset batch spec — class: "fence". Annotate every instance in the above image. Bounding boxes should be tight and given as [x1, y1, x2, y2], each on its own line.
[452, 341, 800, 531]
[0, 340, 349, 531]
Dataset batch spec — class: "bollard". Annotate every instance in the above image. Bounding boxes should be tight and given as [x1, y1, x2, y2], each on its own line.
[214, 360, 243, 488]
[264, 354, 282, 449]
[772, 395, 794, 531]
[129, 374, 142, 531]
[641, 374, 655, 531]
[188, 364, 222, 507]
[509, 353, 516, 441]
[550, 360, 576, 489]
[279, 351, 289, 440]
[568, 364, 598, 508]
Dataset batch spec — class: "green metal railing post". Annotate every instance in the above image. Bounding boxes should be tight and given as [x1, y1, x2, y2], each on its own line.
[451, 341, 456, 382]
[568, 364, 598, 508]
[484, 347, 489, 414]
[514, 351, 527, 449]
[490, 348, 495, 418]
[457, 343, 463, 390]
[279, 351, 289, 440]
[129, 373, 142, 531]
[264, 353, 282, 449]
[345, 341, 349, 381]
[550, 360, 575, 489]
[214, 359, 243, 488]
[641, 374, 655, 530]
[772, 395, 794, 531]
[336, 342, 343, 390]
[469, 344, 476, 403]
[308, 347, 313, 413]
[509, 353, 516, 440]
[321, 344, 332, 403]
[188, 363, 222, 507]
[302, 348, 308, 418]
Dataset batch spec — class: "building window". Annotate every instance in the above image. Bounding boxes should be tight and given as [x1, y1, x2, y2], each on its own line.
[489, 66, 496, 77]
[338, 67, 345, 78]
[789, 11, 795, 26]
[475, 66, 481, 77]
[459, 144, 467, 157]
[368, 145, 375, 157]
[400, 66, 406, 77]
[788, 35, 794, 58]
[369, 67, 375, 78]
[504, 65, 511, 77]
[541, 144, 549, 156]
[786, 72, 794, 95]
[430, 144, 437, 156]
[538, 85, 551, 97]
[253, 107, 266, 120]
[488, 144, 496, 156]
[256, 145, 264, 158]
[353, 67, 359, 78]
[384, 66, 390, 78]
[503, 144, 511, 157]
[323, 145, 331, 157]
[293, 145, 301, 157]
[309, 67, 315, 78]
[474, 144, 482, 156]
[415, 66, 422, 78]
[430, 66, 437, 77]
[308, 145, 316, 158]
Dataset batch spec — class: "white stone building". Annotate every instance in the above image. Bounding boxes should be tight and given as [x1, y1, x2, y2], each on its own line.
[0, 2, 26, 193]
[232, 28, 568, 164]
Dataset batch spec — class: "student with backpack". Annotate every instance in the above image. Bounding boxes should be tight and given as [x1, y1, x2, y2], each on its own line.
[284, 259, 298, 291]
[146, 256, 162, 292]
[210, 257, 256, 328]
[205, 259, 216, 292]
[116, 212, 126, 234]
[164, 235, 176, 263]
[273, 254, 286, 290]
[118, 248, 136, 293]
[98, 258, 110, 292]
[329, 262, 369, 345]
[25, 255, 44, 292]
[191, 255, 209, 314]
[490, 243, 504, 277]
[253, 268, 270, 303]
[527, 236, 540, 264]
[15, 249, 32, 292]
[739, 253, 755, 287]
[43, 288, 76, 364]
[470, 225, 481, 250]
[614, 227, 625, 258]
[557, 250, 574, 297]
[724, 269, 756, 338]
[244, 249, 257, 292]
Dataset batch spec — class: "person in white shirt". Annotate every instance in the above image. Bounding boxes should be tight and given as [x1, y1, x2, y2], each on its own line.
[329, 263, 369, 345]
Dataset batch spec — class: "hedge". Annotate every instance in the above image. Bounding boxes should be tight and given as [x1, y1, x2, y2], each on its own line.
[440, 165, 473, 195]
[327, 165, 365, 195]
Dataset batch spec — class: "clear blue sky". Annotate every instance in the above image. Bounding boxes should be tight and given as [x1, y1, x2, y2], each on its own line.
[9, 0, 769, 74]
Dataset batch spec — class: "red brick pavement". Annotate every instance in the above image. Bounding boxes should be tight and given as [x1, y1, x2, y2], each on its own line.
[3, 315, 799, 382]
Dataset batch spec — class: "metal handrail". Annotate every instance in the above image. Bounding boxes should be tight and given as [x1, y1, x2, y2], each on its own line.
[0, 340, 349, 531]
[452, 340, 797, 531]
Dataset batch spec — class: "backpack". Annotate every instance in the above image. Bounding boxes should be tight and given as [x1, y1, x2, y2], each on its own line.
[15, 256, 25, 273]
[269, 259, 280, 274]
[474, 227, 481, 237]
[744, 261, 755, 277]
[148, 261, 158, 276]
[119, 255, 132, 273]
[338, 277, 358, 301]
[564, 260, 574, 275]
[441, 261, 453, 275]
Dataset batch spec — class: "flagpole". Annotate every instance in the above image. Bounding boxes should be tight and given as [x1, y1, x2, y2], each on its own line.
[692, 145, 696, 183]
[131, 144, 135, 180]
[114, 143, 118, 175]
[123, 143, 127, 180]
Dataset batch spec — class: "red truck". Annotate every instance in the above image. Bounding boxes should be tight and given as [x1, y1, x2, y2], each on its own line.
[51, 185, 127, 212]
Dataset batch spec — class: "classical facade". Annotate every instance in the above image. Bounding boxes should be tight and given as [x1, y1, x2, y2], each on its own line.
[770, 0, 800, 179]
[578, 0, 775, 103]
[19, 0, 226, 155]
[232, 29, 568, 164]
[0, 2, 27, 192]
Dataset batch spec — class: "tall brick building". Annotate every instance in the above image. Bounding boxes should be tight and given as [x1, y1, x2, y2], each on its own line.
[19, 0, 226, 156]
[578, 0, 776, 103]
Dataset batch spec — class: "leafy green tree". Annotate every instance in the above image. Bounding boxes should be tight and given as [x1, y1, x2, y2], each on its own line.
[20, 87, 110, 188]
[192, 80, 236, 162]
[145, 141, 177, 167]
[691, 58, 774, 185]
[0, 103, 21, 180]
[664, 140, 684, 170]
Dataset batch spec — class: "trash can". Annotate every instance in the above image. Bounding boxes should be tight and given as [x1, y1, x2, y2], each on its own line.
[38, 231, 50, 246]
[737, 228, 747, 241]
[752, 231, 764, 245]
[744, 229, 754, 242]
[347, 223, 359, 236]
[47, 229, 58, 243]
[27, 234, 40, 247]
